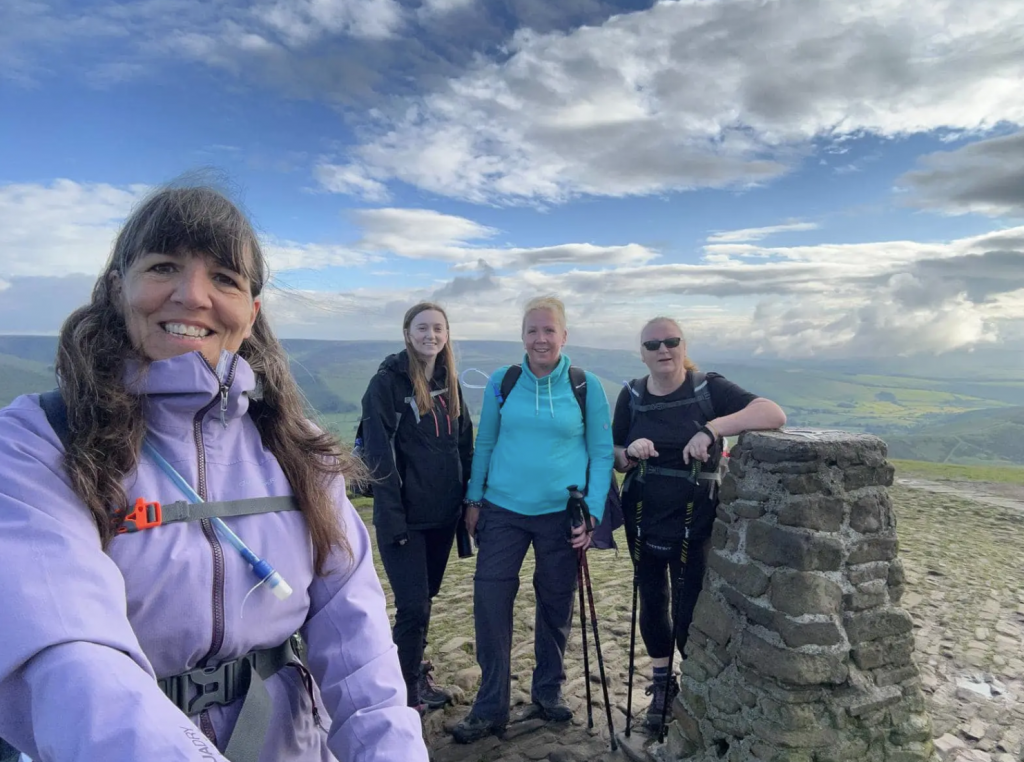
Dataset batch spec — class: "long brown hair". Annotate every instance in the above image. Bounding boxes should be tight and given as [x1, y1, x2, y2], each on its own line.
[54, 184, 361, 575]
[642, 316, 699, 372]
[402, 302, 461, 419]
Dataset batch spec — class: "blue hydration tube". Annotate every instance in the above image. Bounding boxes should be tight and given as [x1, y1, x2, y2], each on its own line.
[142, 439, 293, 601]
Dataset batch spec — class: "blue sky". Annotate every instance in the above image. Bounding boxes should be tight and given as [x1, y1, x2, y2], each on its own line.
[2, 0, 1023, 359]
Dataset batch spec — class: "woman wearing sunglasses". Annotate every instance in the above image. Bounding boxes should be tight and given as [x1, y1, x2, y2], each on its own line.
[612, 317, 785, 729]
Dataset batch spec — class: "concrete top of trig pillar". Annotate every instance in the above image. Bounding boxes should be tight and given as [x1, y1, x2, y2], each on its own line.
[734, 428, 889, 467]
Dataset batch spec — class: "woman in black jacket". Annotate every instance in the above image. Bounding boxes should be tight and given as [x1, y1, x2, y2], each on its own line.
[359, 302, 474, 713]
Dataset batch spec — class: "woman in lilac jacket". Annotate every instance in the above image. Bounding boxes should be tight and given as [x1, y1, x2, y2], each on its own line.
[0, 186, 427, 762]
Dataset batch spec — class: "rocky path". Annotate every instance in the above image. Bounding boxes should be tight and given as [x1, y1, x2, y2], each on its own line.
[360, 483, 1024, 762]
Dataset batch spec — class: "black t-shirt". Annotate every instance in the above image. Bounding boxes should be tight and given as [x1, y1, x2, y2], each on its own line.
[612, 372, 757, 542]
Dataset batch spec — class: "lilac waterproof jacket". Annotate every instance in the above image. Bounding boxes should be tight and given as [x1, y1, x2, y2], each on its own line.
[0, 351, 427, 762]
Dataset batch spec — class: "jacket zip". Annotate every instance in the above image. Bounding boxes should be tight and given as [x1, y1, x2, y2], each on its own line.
[195, 354, 239, 744]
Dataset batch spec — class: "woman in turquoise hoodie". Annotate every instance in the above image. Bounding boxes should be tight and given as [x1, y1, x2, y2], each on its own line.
[452, 296, 614, 744]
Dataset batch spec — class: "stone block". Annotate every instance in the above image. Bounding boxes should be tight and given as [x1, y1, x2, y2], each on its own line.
[852, 635, 910, 669]
[760, 460, 820, 474]
[812, 733, 870, 762]
[738, 666, 825, 703]
[889, 584, 905, 604]
[844, 579, 890, 611]
[773, 613, 845, 648]
[843, 464, 895, 491]
[844, 608, 914, 644]
[736, 630, 849, 686]
[678, 680, 707, 719]
[770, 569, 843, 616]
[712, 519, 742, 553]
[884, 741, 934, 762]
[849, 490, 891, 534]
[847, 536, 898, 565]
[745, 432, 820, 463]
[847, 561, 889, 586]
[889, 712, 933, 745]
[887, 557, 906, 587]
[777, 495, 844, 532]
[709, 682, 742, 715]
[709, 550, 770, 597]
[747, 523, 845, 572]
[842, 684, 901, 717]
[721, 584, 775, 629]
[717, 504, 735, 524]
[759, 696, 821, 730]
[758, 721, 839, 750]
[781, 472, 828, 495]
[732, 499, 766, 519]
[692, 592, 738, 647]
[874, 663, 920, 687]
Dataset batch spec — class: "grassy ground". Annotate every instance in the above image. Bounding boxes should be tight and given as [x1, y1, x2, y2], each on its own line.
[352, 479, 1024, 761]
[892, 458, 1024, 485]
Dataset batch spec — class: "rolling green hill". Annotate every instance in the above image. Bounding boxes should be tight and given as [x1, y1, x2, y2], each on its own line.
[1, 336, 1020, 465]
[885, 407, 1024, 466]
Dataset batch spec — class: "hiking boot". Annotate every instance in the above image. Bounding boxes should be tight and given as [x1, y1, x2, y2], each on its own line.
[535, 697, 573, 723]
[451, 713, 504, 744]
[418, 661, 453, 710]
[644, 673, 679, 728]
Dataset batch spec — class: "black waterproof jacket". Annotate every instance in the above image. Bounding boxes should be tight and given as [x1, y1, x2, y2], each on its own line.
[359, 351, 474, 543]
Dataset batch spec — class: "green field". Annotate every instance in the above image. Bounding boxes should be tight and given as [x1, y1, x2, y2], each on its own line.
[891, 459, 1024, 485]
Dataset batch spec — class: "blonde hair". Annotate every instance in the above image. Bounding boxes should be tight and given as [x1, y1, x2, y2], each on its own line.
[522, 295, 567, 333]
[403, 302, 461, 419]
[641, 316, 699, 371]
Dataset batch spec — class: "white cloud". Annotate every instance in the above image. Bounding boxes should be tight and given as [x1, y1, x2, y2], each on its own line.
[0, 180, 149, 278]
[707, 222, 820, 244]
[264, 239, 373, 271]
[323, 0, 1024, 203]
[314, 163, 391, 202]
[898, 129, 1024, 217]
[259, 0, 404, 45]
[351, 207, 659, 268]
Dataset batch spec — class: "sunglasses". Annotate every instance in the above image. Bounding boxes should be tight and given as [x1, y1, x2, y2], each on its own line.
[642, 337, 682, 351]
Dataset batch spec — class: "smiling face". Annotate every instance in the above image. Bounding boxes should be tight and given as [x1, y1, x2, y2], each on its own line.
[405, 308, 449, 362]
[640, 319, 687, 378]
[523, 308, 567, 376]
[116, 250, 261, 368]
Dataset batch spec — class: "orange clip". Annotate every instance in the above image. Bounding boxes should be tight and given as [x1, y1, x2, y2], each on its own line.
[119, 497, 163, 534]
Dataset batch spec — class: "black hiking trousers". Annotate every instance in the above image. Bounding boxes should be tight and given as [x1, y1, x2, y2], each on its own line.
[376, 521, 459, 706]
[634, 538, 709, 661]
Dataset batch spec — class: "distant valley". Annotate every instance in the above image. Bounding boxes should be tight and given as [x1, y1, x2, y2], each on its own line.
[1, 335, 1021, 467]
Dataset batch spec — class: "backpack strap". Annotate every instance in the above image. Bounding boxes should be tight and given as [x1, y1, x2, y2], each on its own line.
[567, 365, 588, 420]
[119, 495, 299, 534]
[403, 388, 446, 424]
[496, 364, 524, 408]
[39, 389, 70, 450]
[690, 370, 715, 421]
[495, 363, 592, 491]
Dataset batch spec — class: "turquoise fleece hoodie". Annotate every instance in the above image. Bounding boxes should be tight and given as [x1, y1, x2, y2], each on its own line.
[466, 353, 614, 521]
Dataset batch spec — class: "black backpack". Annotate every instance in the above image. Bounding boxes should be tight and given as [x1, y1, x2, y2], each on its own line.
[352, 381, 446, 499]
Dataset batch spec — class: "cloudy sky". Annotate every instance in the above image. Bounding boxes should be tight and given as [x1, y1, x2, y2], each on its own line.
[2, 0, 1023, 359]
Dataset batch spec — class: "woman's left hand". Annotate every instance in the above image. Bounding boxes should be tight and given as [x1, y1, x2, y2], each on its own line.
[683, 430, 714, 465]
[569, 516, 596, 550]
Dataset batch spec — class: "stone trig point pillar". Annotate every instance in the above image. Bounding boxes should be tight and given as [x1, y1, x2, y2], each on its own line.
[666, 430, 934, 762]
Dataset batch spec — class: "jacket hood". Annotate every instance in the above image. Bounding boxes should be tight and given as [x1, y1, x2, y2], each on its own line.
[126, 350, 256, 425]
[519, 352, 570, 385]
[378, 349, 448, 384]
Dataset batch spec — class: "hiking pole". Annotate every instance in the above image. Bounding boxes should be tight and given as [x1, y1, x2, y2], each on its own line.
[579, 549, 618, 751]
[624, 462, 645, 738]
[568, 484, 595, 729]
[576, 549, 595, 728]
[658, 460, 700, 743]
